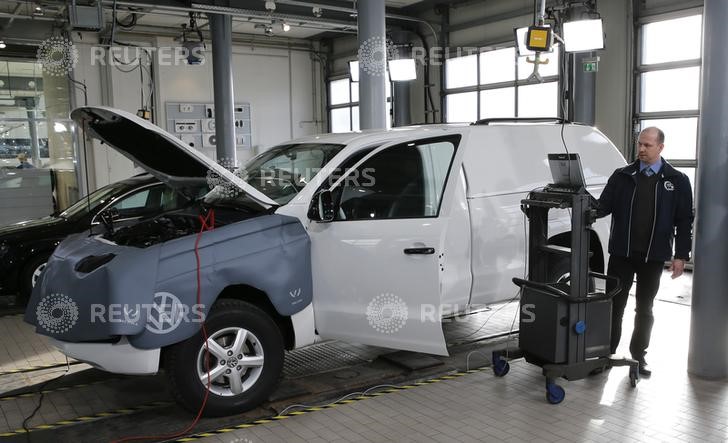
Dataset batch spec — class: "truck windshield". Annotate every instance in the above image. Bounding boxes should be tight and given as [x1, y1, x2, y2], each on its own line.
[239, 143, 345, 205]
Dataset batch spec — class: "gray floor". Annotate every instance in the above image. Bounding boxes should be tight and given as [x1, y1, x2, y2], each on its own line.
[190, 271, 728, 443]
[4, 271, 725, 443]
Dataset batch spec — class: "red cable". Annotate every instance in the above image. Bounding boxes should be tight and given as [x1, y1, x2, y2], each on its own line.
[112, 209, 216, 443]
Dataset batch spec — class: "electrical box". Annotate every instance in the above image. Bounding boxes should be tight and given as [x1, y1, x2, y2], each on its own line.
[166, 102, 252, 152]
[70, 1, 103, 31]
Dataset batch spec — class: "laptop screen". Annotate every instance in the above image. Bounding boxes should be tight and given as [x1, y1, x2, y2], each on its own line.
[547, 153, 586, 188]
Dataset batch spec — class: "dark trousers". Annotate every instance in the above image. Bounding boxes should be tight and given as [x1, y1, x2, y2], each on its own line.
[607, 253, 664, 361]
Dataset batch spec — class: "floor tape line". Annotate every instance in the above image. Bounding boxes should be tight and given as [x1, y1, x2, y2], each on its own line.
[0, 361, 85, 377]
[0, 401, 172, 437]
[167, 365, 492, 442]
[0, 378, 122, 402]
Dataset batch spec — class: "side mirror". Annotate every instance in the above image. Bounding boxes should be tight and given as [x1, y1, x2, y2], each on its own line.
[308, 190, 335, 222]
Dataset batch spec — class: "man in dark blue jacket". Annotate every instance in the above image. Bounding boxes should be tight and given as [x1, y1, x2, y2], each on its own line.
[597, 126, 693, 376]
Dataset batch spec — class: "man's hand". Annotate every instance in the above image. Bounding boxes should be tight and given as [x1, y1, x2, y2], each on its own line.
[669, 259, 686, 279]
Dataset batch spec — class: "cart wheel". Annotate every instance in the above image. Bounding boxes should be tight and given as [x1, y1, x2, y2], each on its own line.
[546, 383, 565, 404]
[493, 359, 510, 377]
[629, 367, 639, 388]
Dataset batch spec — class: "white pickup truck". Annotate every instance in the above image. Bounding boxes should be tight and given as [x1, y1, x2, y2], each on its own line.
[25, 107, 626, 416]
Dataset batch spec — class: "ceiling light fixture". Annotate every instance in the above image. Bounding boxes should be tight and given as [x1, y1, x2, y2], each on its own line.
[282, 22, 291, 32]
[0, 41, 6, 49]
[562, 18, 604, 52]
[388, 58, 417, 81]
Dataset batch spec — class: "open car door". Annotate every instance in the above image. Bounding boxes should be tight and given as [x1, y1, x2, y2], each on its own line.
[308, 134, 463, 356]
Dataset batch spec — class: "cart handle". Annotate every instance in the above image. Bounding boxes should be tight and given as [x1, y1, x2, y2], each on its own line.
[512, 273, 622, 303]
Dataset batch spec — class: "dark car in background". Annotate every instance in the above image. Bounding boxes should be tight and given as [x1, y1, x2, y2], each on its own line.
[0, 173, 202, 304]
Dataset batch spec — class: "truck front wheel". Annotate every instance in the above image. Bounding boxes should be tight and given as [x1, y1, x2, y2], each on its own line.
[548, 255, 596, 292]
[165, 299, 285, 417]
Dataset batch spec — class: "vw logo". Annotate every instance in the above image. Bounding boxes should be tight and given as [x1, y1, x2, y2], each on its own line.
[146, 292, 185, 334]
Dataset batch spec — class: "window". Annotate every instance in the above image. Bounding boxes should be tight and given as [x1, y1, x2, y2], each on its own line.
[332, 137, 458, 221]
[241, 142, 345, 204]
[113, 189, 151, 210]
[444, 45, 560, 122]
[109, 185, 182, 219]
[0, 60, 78, 226]
[637, 12, 702, 198]
[328, 77, 391, 133]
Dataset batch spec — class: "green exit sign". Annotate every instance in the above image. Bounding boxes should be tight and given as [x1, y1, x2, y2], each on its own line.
[583, 61, 598, 72]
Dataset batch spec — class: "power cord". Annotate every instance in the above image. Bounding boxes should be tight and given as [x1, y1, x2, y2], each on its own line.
[21, 357, 72, 442]
[111, 209, 216, 443]
[278, 384, 408, 416]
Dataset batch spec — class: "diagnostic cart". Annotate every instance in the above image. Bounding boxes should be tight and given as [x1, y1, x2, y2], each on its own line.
[491, 153, 640, 404]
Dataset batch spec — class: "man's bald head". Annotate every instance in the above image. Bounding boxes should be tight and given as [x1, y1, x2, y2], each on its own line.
[637, 127, 665, 165]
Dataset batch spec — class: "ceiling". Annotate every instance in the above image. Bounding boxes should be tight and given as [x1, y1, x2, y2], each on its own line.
[0, 0, 431, 43]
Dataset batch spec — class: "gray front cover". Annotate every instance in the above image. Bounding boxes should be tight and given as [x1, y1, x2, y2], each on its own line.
[24, 214, 312, 349]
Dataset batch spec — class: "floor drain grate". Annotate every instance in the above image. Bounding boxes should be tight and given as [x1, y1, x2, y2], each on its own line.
[283, 342, 369, 379]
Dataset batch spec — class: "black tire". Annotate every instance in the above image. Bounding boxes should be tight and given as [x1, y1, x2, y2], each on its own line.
[18, 254, 50, 306]
[547, 255, 596, 292]
[165, 299, 285, 417]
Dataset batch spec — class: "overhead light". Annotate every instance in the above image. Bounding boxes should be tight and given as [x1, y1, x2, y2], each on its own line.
[312, 6, 323, 17]
[54, 122, 68, 133]
[0, 41, 6, 49]
[563, 18, 604, 52]
[28, 80, 36, 88]
[349, 60, 359, 82]
[282, 22, 291, 32]
[387, 58, 416, 81]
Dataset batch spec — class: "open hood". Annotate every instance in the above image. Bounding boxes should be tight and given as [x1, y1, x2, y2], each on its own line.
[71, 106, 277, 210]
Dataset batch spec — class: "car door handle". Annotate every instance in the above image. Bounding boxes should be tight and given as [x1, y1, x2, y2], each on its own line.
[403, 247, 435, 255]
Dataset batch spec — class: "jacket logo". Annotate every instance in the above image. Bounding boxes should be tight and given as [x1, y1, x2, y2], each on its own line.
[664, 181, 674, 191]
[289, 288, 302, 298]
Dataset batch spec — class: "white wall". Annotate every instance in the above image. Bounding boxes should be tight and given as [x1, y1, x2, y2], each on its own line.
[72, 35, 320, 189]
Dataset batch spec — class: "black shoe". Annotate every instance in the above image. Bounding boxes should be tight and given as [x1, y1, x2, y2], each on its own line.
[637, 360, 652, 377]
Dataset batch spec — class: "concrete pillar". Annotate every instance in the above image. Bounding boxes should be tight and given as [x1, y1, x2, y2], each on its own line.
[571, 52, 596, 125]
[568, 4, 596, 125]
[688, 0, 728, 380]
[357, 0, 387, 130]
[209, 13, 237, 165]
[393, 82, 411, 127]
[390, 30, 412, 127]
